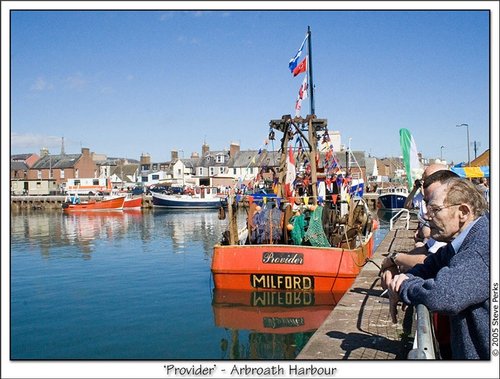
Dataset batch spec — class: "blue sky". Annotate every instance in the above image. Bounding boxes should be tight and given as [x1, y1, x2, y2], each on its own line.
[8, 7, 492, 165]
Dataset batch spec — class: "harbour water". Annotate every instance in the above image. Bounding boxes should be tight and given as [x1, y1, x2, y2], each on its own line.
[10, 208, 390, 360]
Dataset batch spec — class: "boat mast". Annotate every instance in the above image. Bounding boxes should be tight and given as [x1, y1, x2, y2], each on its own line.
[307, 26, 315, 116]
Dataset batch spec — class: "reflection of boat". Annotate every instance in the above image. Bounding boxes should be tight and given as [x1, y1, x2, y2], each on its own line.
[376, 187, 408, 209]
[62, 196, 126, 212]
[212, 289, 343, 334]
[152, 189, 227, 210]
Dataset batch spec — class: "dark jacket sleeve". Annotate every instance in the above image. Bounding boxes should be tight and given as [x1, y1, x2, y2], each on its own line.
[399, 217, 489, 315]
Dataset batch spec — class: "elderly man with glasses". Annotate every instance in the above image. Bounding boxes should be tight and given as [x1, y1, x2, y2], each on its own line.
[388, 176, 490, 359]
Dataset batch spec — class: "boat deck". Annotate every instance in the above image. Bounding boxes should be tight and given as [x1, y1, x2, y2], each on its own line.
[297, 215, 419, 360]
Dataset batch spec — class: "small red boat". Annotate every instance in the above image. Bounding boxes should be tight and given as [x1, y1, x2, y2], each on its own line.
[62, 195, 126, 212]
[123, 196, 142, 209]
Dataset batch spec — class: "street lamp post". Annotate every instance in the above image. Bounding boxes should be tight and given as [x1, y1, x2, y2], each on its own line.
[440, 145, 445, 161]
[456, 123, 470, 166]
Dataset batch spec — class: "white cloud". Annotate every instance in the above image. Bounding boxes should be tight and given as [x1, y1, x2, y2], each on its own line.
[65, 72, 87, 90]
[11, 133, 62, 151]
[30, 77, 54, 92]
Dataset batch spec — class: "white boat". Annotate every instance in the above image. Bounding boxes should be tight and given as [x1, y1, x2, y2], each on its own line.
[151, 187, 227, 210]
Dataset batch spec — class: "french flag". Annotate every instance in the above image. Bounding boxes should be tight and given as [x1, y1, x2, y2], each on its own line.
[288, 34, 308, 74]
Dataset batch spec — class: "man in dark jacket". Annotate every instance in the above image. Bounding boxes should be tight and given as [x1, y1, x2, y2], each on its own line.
[389, 177, 490, 359]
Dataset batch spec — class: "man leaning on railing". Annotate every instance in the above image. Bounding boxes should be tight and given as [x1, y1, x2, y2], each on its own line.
[388, 176, 490, 360]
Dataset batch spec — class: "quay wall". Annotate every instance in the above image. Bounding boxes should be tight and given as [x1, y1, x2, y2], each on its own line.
[10, 193, 380, 211]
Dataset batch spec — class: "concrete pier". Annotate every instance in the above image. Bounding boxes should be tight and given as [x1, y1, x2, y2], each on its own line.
[297, 214, 419, 360]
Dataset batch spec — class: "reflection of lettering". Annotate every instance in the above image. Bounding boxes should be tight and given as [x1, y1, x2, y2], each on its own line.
[251, 274, 314, 290]
[263, 317, 305, 329]
[262, 252, 304, 265]
[252, 291, 314, 306]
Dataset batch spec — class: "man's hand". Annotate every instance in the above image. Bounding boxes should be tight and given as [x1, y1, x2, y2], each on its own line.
[388, 273, 409, 323]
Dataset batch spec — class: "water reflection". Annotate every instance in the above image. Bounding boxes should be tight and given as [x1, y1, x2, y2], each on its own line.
[212, 289, 345, 359]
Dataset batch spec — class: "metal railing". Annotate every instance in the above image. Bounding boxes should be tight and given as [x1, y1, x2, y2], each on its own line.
[407, 304, 437, 359]
[389, 208, 410, 230]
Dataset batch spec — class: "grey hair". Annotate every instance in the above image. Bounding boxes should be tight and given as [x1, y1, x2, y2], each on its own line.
[443, 177, 488, 218]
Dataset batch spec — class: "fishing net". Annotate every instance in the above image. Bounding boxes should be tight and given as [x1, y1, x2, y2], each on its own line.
[304, 206, 331, 247]
[290, 214, 306, 245]
[251, 207, 283, 244]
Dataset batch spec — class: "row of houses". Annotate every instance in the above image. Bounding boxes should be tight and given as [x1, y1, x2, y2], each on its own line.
[11, 140, 413, 196]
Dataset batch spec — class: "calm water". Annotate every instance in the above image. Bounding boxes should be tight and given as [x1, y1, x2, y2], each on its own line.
[10, 208, 389, 360]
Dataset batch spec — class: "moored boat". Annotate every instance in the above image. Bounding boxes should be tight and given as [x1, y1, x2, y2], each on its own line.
[123, 195, 142, 209]
[376, 186, 408, 209]
[152, 187, 227, 210]
[211, 28, 375, 294]
[62, 195, 126, 212]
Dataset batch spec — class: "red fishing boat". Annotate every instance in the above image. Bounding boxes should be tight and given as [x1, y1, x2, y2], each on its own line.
[123, 195, 142, 209]
[62, 195, 126, 212]
[211, 29, 376, 294]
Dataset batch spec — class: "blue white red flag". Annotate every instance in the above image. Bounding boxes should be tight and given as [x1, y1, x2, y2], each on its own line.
[293, 56, 307, 77]
[288, 34, 308, 73]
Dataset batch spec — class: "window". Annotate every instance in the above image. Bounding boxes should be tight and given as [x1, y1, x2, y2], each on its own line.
[210, 167, 215, 176]
[152, 174, 159, 180]
[74, 180, 81, 186]
[75, 169, 79, 179]
[198, 168, 204, 176]
[37, 170, 42, 179]
[60, 169, 65, 179]
[49, 169, 53, 179]
[233, 168, 237, 175]
[219, 167, 225, 174]
[93, 179, 99, 185]
[216, 155, 224, 163]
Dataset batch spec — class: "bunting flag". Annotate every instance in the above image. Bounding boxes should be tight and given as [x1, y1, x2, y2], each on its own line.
[293, 56, 307, 77]
[294, 76, 308, 117]
[289, 33, 308, 73]
[285, 147, 296, 197]
[298, 75, 308, 99]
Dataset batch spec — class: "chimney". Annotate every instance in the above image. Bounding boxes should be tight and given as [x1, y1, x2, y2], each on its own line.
[40, 147, 49, 157]
[191, 152, 199, 159]
[171, 150, 179, 161]
[81, 147, 90, 156]
[140, 153, 151, 165]
[230, 142, 240, 157]
[202, 142, 210, 157]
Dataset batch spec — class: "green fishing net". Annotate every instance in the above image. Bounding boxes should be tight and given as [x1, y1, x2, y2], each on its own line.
[304, 206, 331, 247]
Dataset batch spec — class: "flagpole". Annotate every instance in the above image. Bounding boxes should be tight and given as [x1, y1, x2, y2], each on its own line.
[307, 26, 315, 116]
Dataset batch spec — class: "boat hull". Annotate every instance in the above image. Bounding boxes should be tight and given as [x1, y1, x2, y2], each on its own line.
[211, 234, 374, 293]
[152, 192, 226, 209]
[62, 196, 125, 212]
[124, 196, 142, 209]
[377, 193, 407, 209]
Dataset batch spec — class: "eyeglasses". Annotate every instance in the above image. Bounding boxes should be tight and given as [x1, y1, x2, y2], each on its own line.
[425, 203, 461, 217]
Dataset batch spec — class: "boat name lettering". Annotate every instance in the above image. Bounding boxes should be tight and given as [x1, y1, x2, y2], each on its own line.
[251, 291, 314, 306]
[262, 252, 304, 265]
[250, 274, 314, 290]
[263, 317, 305, 329]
